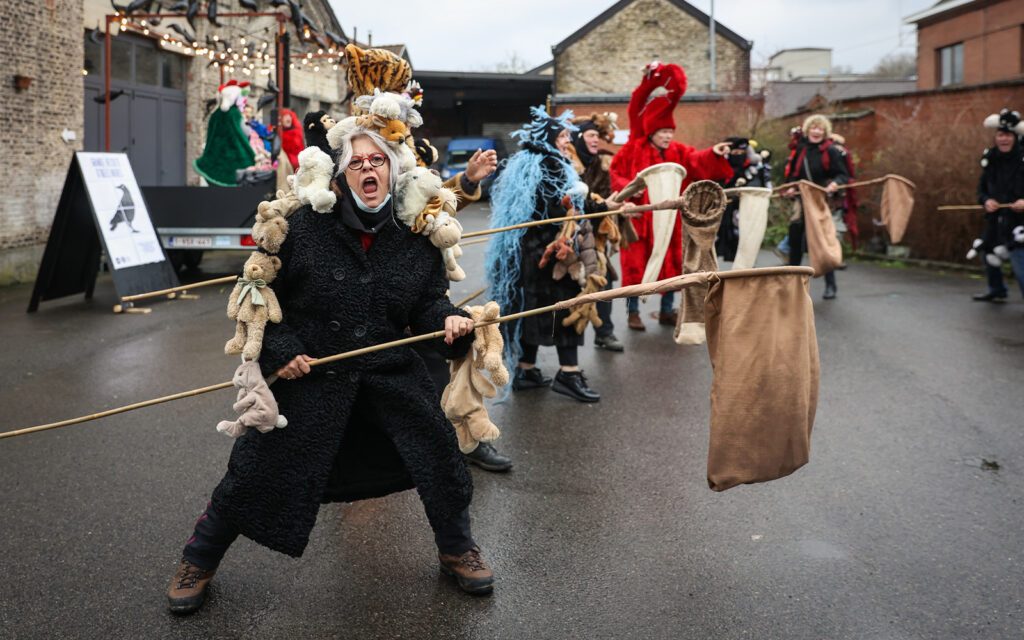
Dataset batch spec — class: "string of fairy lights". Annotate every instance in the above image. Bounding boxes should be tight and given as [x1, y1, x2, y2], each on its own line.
[86, 14, 346, 79]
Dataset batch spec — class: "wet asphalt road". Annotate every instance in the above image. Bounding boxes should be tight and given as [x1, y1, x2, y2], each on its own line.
[1, 202, 1023, 639]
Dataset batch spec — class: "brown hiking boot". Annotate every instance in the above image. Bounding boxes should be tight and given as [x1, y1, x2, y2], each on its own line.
[627, 312, 646, 331]
[439, 547, 494, 595]
[167, 558, 215, 614]
[657, 309, 678, 326]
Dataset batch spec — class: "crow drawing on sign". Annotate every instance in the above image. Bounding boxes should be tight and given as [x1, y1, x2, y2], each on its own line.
[109, 184, 138, 233]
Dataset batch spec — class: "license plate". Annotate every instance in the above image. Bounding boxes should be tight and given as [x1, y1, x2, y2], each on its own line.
[167, 235, 214, 248]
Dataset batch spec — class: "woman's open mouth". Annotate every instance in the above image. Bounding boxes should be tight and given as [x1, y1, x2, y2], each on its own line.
[361, 176, 379, 196]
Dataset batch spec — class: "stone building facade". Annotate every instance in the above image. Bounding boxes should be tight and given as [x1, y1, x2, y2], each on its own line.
[0, 0, 85, 284]
[0, 0, 348, 285]
[553, 0, 751, 97]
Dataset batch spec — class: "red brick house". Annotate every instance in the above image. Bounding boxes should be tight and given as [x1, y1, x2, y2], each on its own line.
[906, 0, 1024, 90]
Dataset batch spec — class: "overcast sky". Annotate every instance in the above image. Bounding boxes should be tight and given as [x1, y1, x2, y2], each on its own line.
[328, 0, 936, 73]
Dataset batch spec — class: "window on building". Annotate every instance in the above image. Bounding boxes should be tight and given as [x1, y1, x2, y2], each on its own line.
[938, 43, 963, 86]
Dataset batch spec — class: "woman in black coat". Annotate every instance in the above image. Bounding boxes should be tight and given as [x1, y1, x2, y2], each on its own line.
[782, 113, 850, 300]
[167, 130, 493, 615]
[487, 108, 620, 404]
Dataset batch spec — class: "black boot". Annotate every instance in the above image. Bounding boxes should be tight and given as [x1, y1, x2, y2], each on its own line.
[823, 283, 837, 300]
[464, 442, 513, 472]
[551, 370, 600, 403]
[594, 333, 625, 352]
[973, 291, 1007, 302]
[512, 367, 552, 390]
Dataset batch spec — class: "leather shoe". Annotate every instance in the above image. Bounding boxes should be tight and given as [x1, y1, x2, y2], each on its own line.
[594, 334, 625, 352]
[464, 442, 512, 472]
[972, 292, 1007, 302]
[657, 309, 678, 326]
[551, 369, 600, 403]
[512, 367, 551, 390]
[167, 558, 215, 615]
[627, 312, 646, 331]
[439, 547, 494, 595]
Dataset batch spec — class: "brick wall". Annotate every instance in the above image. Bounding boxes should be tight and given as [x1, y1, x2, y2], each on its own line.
[784, 80, 1024, 262]
[554, 0, 749, 96]
[916, 0, 1024, 90]
[0, 0, 84, 284]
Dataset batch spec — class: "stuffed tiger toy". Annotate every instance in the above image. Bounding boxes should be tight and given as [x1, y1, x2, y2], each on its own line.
[345, 44, 412, 107]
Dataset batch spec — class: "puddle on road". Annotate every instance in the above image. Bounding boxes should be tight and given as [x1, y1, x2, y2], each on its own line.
[959, 455, 1003, 473]
[993, 336, 1024, 348]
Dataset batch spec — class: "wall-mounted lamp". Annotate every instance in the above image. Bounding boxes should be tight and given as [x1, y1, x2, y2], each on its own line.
[13, 75, 33, 92]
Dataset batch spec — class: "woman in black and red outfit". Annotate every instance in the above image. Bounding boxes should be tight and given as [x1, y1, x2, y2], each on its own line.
[782, 114, 850, 299]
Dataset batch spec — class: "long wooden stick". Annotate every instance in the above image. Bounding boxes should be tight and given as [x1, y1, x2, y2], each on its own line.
[119, 275, 238, 303]
[460, 197, 683, 240]
[453, 287, 487, 308]
[937, 204, 1014, 212]
[0, 267, 811, 441]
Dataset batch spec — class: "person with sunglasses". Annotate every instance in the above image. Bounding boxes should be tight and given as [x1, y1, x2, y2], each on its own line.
[167, 125, 494, 615]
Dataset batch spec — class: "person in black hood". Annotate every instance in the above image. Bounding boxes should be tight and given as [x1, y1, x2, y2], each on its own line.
[716, 136, 772, 262]
[972, 108, 1024, 302]
[567, 112, 625, 353]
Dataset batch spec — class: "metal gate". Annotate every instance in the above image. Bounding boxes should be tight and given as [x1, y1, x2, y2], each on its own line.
[83, 32, 187, 186]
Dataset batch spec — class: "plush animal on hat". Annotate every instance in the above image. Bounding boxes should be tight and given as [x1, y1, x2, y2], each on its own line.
[350, 90, 421, 170]
[293, 147, 337, 213]
[441, 301, 508, 453]
[413, 137, 439, 167]
[251, 189, 301, 253]
[395, 167, 466, 280]
[216, 360, 287, 438]
[344, 44, 412, 103]
[983, 108, 1024, 136]
[303, 110, 336, 155]
[225, 251, 283, 361]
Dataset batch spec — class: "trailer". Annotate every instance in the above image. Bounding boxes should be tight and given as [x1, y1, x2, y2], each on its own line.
[142, 183, 275, 271]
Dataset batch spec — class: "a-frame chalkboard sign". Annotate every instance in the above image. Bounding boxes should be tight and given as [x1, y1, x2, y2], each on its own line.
[28, 153, 179, 312]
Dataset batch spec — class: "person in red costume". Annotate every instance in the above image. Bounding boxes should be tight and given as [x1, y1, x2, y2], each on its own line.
[276, 108, 305, 172]
[610, 62, 732, 331]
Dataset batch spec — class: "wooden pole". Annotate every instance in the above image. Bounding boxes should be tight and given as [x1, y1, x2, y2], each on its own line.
[453, 287, 487, 308]
[460, 197, 683, 240]
[937, 204, 1015, 212]
[119, 276, 238, 304]
[0, 268, 811, 441]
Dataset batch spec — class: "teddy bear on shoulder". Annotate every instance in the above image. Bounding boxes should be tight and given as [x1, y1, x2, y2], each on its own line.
[395, 166, 467, 281]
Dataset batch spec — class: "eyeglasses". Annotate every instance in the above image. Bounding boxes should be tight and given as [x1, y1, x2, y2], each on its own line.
[346, 153, 387, 171]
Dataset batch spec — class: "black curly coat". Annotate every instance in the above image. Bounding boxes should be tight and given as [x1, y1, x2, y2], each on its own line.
[211, 204, 474, 558]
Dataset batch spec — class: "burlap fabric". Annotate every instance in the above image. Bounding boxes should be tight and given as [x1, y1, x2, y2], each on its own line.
[879, 175, 916, 244]
[798, 181, 843, 277]
[675, 180, 726, 345]
[704, 267, 819, 491]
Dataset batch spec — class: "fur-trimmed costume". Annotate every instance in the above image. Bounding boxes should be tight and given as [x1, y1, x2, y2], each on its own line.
[486, 107, 606, 374]
[610, 63, 731, 286]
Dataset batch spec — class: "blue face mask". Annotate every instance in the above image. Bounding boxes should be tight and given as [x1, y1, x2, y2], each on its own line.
[351, 190, 391, 213]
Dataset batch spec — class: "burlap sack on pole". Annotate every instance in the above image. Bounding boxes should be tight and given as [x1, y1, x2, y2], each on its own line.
[704, 267, 819, 491]
[731, 187, 772, 270]
[798, 181, 843, 277]
[879, 175, 916, 244]
[675, 181, 726, 345]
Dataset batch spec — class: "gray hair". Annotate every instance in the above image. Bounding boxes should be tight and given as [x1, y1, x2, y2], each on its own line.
[334, 130, 403, 193]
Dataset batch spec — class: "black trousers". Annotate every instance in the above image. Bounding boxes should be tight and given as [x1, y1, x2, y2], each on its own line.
[595, 278, 615, 338]
[519, 342, 578, 367]
[788, 220, 836, 288]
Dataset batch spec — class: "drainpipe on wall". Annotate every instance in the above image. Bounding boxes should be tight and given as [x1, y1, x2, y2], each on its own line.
[709, 0, 716, 93]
